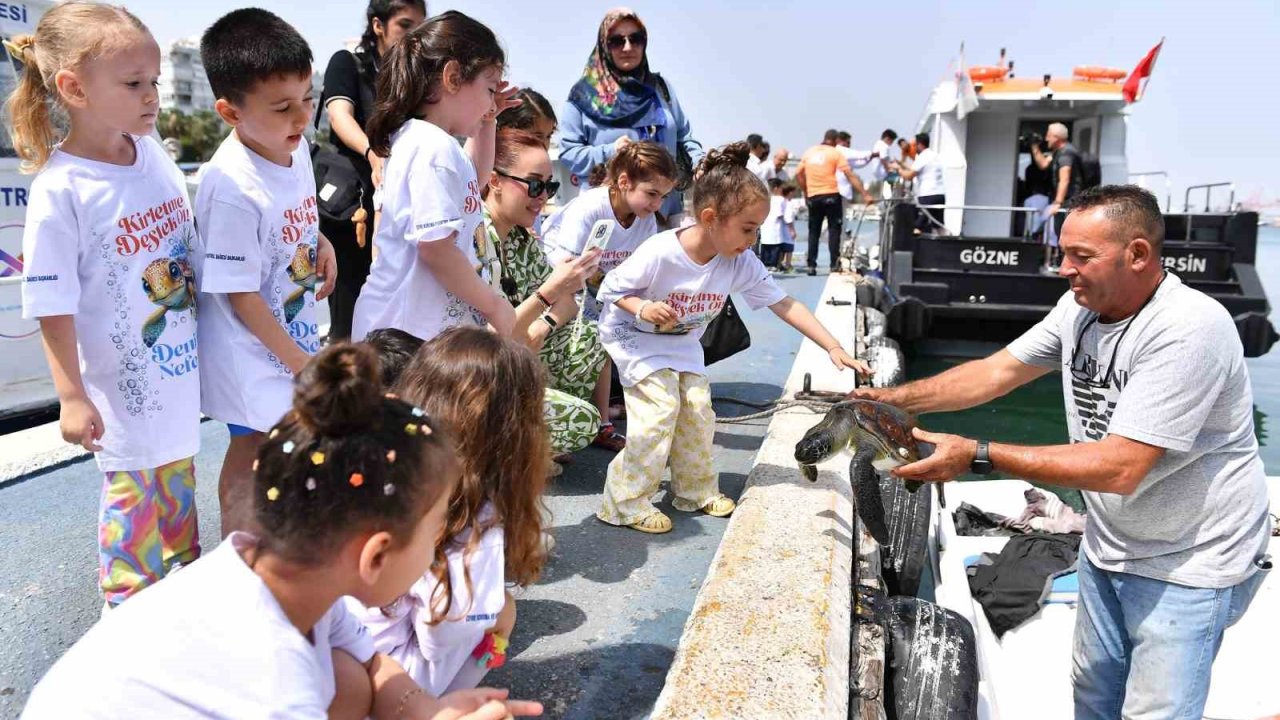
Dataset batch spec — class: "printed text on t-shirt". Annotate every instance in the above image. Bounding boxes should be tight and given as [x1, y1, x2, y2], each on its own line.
[463, 181, 481, 215]
[663, 291, 726, 317]
[115, 195, 192, 256]
[281, 196, 318, 245]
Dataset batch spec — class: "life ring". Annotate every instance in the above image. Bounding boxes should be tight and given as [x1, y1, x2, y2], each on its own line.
[1073, 65, 1127, 82]
[967, 65, 1007, 83]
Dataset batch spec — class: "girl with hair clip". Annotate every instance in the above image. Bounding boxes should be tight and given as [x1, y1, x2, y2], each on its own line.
[24, 344, 543, 720]
[318, 0, 427, 339]
[595, 143, 872, 534]
[349, 327, 551, 696]
[7, 3, 204, 610]
[541, 140, 678, 452]
[352, 11, 522, 343]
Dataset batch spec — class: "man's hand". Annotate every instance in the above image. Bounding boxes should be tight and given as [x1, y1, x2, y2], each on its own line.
[891, 427, 976, 483]
[861, 192, 875, 205]
[315, 235, 338, 301]
[1045, 202, 1061, 218]
[845, 385, 896, 404]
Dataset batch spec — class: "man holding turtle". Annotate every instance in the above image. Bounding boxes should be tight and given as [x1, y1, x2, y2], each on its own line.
[853, 185, 1271, 719]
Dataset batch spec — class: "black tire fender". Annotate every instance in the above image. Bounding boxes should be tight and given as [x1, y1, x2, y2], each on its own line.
[884, 596, 980, 720]
[878, 475, 930, 597]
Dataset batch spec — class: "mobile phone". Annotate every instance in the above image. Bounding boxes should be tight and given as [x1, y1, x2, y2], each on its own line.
[585, 219, 616, 252]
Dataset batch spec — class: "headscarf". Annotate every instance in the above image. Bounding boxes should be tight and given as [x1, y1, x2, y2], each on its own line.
[567, 8, 667, 132]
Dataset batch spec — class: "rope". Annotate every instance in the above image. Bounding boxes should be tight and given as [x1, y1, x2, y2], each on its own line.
[712, 396, 839, 424]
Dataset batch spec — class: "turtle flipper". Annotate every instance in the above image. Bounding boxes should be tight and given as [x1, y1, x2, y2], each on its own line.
[800, 463, 818, 482]
[852, 446, 891, 545]
[283, 288, 306, 324]
[142, 308, 167, 348]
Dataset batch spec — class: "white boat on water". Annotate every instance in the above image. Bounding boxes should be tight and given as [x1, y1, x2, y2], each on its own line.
[924, 477, 1279, 720]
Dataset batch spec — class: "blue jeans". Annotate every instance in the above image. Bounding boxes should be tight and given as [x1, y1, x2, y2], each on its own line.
[1071, 553, 1270, 719]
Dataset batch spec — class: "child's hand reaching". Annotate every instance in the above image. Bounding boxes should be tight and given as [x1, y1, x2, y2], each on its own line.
[638, 300, 679, 327]
[60, 394, 104, 452]
[484, 81, 522, 124]
[829, 347, 873, 378]
[423, 687, 542, 720]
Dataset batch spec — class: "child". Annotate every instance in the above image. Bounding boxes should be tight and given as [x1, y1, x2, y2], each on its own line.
[351, 327, 549, 695]
[10, 3, 202, 608]
[541, 141, 678, 451]
[776, 183, 800, 272]
[496, 88, 558, 149]
[352, 11, 519, 343]
[596, 142, 871, 533]
[193, 9, 337, 537]
[760, 178, 799, 271]
[23, 344, 542, 719]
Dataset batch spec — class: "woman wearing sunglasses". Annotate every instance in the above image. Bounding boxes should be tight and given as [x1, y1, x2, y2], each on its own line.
[476, 128, 606, 461]
[559, 7, 703, 227]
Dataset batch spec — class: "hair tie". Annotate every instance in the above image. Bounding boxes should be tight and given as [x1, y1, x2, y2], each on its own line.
[3, 37, 33, 60]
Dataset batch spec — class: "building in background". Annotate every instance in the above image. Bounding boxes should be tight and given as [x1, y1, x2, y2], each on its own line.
[159, 37, 215, 115]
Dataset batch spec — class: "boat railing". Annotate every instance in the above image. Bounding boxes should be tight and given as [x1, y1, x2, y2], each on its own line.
[1129, 171, 1173, 212]
[1184, 182, 1235, 213]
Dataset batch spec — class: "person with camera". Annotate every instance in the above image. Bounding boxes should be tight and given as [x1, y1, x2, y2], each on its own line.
[1030, 122, 1082, 270]
[851, 185, 1271, 720]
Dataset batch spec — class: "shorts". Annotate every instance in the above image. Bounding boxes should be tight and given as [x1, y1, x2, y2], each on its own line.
[228, 423, 257, 437]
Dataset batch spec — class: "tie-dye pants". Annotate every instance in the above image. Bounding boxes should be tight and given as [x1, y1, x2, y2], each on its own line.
[99, 456, 200, 606]
[598, 370, 719, 525]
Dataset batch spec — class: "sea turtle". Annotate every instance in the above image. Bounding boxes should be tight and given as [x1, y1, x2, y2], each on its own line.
[794, 399, 934, 545]
[141, 257, 196, 348]
[284, 243, 317, 324]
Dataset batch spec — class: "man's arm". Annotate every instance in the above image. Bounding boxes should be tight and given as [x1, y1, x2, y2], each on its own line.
[893, 429, 1164, 496]
[1052, 165, 1072, 207]
[1030, 144, 1052, 170]
[841, 167, 874, 203]
[794, 163, 807, 197]
[851, 349, 1050, 415]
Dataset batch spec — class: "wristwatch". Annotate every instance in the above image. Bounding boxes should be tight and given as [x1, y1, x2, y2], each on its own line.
[970, 440, 994, 475]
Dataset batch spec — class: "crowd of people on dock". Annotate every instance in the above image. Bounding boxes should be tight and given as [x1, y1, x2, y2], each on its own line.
[10, 2, 869, 717]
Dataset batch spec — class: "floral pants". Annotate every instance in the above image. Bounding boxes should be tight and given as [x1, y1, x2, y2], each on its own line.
[598, 370, 719, 525]
[99, 456, 200, 606]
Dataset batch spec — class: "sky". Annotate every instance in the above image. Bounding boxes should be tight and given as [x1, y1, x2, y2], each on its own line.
[125, 0, 1280, 210]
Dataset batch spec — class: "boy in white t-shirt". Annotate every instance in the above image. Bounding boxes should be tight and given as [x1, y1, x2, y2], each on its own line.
[14, 4, 203, 609]
[595, 143, 870, 534]
[759, 179, 799, 271]
[193, 10, 336, 536]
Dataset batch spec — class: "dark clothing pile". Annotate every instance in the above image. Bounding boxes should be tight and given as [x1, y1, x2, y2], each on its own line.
[967, 533, 1081, 638]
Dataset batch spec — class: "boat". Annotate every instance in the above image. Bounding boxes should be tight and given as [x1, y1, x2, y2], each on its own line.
[874, 58, 1279, 358]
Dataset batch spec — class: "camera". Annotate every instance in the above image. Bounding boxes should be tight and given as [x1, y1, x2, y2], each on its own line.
[1019, 132, 1046, 153]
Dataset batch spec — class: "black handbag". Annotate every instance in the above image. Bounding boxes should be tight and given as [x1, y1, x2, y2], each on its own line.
[652, 75, 695, 192]
[701, 296, 751, 365]
[311, 50, 375, 223]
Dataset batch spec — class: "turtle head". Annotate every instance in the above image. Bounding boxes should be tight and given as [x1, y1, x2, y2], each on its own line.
[794, 403, 859, 465]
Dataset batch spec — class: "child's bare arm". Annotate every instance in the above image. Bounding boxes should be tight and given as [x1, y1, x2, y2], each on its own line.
[768, 297, 871, 375]
[38, 315, 103, 451]
[614, 295, 678, 325]
[227, 293, 311, 374]
[417, 238, 515, 337]
[367, 652, 543, 720]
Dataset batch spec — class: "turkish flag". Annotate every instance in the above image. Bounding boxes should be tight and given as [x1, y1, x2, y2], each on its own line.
[1123, 39, 1164, 103]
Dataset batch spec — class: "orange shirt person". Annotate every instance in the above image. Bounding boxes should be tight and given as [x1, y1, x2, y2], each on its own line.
[794, 129, 872, 275]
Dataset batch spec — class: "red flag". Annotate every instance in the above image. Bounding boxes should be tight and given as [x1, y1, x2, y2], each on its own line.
[1123, 39, 1164, 103]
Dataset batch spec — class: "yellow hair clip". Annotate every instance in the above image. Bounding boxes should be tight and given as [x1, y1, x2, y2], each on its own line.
[266, 487, 280, 502]
[310, 450, 326, 466]
[2, 37, 32, 60]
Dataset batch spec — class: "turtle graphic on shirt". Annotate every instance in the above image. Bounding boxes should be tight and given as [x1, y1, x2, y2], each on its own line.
[283, 243, 316, 324]
[140, 257, 196, 348]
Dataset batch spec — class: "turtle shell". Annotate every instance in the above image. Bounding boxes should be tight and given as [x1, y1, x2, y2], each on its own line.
[851, 400, 920, 463]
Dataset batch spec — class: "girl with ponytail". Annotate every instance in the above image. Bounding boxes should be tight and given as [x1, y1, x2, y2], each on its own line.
[6, 2, 205, 610]
[594, 142, 871, 534]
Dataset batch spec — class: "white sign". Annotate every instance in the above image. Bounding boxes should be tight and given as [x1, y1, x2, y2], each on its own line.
[959, 246, 1020, 266]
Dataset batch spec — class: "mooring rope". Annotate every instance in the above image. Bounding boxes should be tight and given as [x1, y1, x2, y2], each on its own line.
[711, 396, 839, 424]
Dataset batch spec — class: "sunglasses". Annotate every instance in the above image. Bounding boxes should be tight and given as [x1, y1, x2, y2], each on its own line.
[496, 170, 560, 199]
[606, 31, 647, 50]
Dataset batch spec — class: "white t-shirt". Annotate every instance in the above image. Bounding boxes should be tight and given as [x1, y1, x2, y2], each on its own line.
[760, 195, 797, 246]
[836, 146, 873, 200]
[598, 228, 788, 386]
[912, 147, 945, 197]
[871, 139, 894, 180]
[747, 153, 775, 183]
[193, 134, 320, 432]
[349, 505, 506, 696]
[22, 533, 376, 719]
[352, 120, 486, 342]
[1007, 274, 1270, 588]
[20, 136, 200, 472]
[541, 185, 660, 320]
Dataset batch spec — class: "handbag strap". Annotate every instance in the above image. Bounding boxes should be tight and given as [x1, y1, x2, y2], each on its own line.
[315, 50, 378, 137]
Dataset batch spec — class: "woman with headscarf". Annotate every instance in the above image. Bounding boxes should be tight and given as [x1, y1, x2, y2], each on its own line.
[318, 0, 426, 339]
[559, 7, 703, 226]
